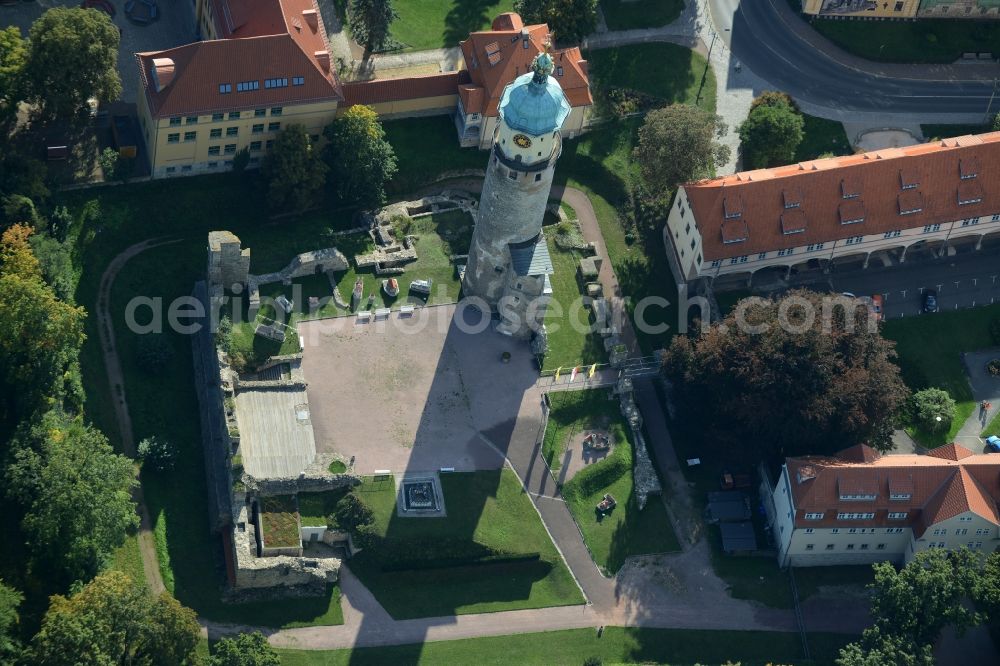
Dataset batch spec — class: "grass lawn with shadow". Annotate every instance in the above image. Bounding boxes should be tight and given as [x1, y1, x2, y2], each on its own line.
[276, 626, 854, 665]
[795, 114, 852, 162]
[600, 0, 685, 30]
[390, 0, 516, 51]
[556, 391, 680, 574]
[808, 17, 1000, 64]
[298, 489, 351, 527]
[882, 304, 1000, 447]
[922, 123, 989, 141]
[348, 471, 584, 618]
[542, 387, 619, 470]
[384, 116, 485, 195]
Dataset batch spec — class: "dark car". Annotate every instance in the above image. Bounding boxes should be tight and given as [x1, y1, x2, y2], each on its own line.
[923, 289, 939, 313]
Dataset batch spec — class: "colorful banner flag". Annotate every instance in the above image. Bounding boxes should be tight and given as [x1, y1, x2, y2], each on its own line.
[570, 366, 579, 382]
[554, 367, 561, 382]
[588, 364, 597, 378]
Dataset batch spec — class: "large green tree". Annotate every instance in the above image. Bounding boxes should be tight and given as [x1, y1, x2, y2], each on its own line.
[909, 387, 956, 434]
[836, 627, 934, 666]
[662, 290, 909, 459]
[29, 571, 200, 665]
[738, 93, 804, 169]
[514, 0, 598, 44]
[634, 104, 730, 192]
[348, 0, 398, 53]
[25, 7, 121, 119]
[0, 225, 85, 426]
[208, 631, 280, 666]
[5, 410, 138, 581]
[323, 105, 398, 209]
[0, 579, 22, 663]
[262, 124, 328, 213]
[0, 26, 27, 126]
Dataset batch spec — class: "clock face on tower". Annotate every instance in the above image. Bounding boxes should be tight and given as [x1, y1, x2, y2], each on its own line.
[512, 133, 532, 149]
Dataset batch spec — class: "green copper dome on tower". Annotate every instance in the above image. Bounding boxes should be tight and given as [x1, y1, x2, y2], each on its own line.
[497, 52, 571, 136]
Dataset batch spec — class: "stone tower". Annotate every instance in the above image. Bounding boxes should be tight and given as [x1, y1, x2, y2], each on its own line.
[462, 50, 570, 338]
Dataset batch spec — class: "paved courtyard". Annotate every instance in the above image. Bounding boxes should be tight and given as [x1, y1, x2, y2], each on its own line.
[297, 304, 541, 475]
[3, 0, 196, 102]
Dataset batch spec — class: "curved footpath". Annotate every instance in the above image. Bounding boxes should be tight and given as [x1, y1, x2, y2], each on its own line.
[198, 188, 869, 651]
[98, 238, 182, 595]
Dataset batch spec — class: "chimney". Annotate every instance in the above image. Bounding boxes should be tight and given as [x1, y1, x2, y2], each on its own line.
[314, 50, 330, 71]
[151, 57, 175, 92]
[577, 58, 588, 76]
[302, 9, 318, 30]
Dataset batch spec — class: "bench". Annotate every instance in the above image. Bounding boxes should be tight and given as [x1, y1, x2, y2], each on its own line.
[375, 307, 391, 319]
[399, 304, 415, 317]
[356, 310, 371, 322]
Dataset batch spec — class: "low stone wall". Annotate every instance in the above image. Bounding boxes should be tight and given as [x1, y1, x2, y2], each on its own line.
[245, 473, 361, 497]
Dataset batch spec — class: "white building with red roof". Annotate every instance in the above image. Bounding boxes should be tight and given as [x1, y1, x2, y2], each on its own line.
[763, 443, 1000, 567]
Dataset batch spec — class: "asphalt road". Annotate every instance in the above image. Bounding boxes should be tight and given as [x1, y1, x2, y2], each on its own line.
[708, 0, 998, 115]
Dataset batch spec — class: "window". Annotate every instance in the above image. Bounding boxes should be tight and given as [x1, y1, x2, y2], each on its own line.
[292, 76, 304, 86]
[690, 239, 696, 250]
[805, 512, 824, 520]
[229, 111, 240, 120]
[169, 117, 181, 126]
[181, 165, 192, 172]
[839, 494, 877, 501]
[961, 218, 980, 226]
[207, 161, 218, 168]
[236, 80, 259, 92]
[805, 528, 815, 534]
[877, 543, 886, 550]
[268, 122, 281, 131]
[224, 144, 237, 155]
[264, 78, 288, 89]
[959, 516, 973, 522]
[860, 544, 869, 550]
[890, 493, 911, 500]
[249, 141, 262, 151]
[210, 128, 222, 139]
[848, 528, 858, 534]
[846, 544, 855, 550]
[254, 109, 266, 118]
[805, 544, 815, 550]
[710, 259, 722, 268]
[508, 169, 517, 181]
[888, 512, 908, 520]
[838, 512, 876, 520]
[183, 131, 196, 142]
[534, 174, 542, 182]
[922, 224, 942, 233]
[208, 146, 220, 156]
[887, 528, 904, 534]
[956, 528, 968, 536]
[758, 252, 767, 260]
[933, 528, 946, 536]
[271, 107, 283, 116]
[167, 133, 180, 143]
[212, 113, 224, 121]
[832, 528, 840, 534]
[777, 248, 794, 257]
[219, 83, 232, 94]
[185, 116, 198, 125]
[165, 166, 176, 174]
[807, 243, 824, 252]
[993, 214, 1000, 222]
[976, 528, 989, 535]
[252, 124, 264, 134]
[265, 140, 274, 150]
[845, 235, 864, 245]
[975, 541, 984, 548]
[883, 230, 902, 239]
[826, 544, 835, 550]
[696, 254, 702, 265]
[226, 127, 238, 137]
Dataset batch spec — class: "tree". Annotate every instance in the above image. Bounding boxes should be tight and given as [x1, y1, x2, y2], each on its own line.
[138, 436, 176, 473]
[0, 26, 27, 126]
[836, 627, 934, 666]
[749, 90, 799, 113]
[348, 0, 398, 53]
[662, 290, 909, 460]
[208, 631, 280, 666]
[513, 0, 598, 44]
[738, 102, 805, 169]
[634, 104, 730, 192]
[0, 225, 85, 423]
[5, 410, 138, 581]
[323, 105, 398, 208]
[0, 579, 22, 662]
[909, 387, 955, 434]
[136, 332, 174, 374]
[262, 124, 328, 212]
[29, 571, 200, 665]
[332, 493, 374, 531]
[232, 146, 251, 173]
[29, 232, 75, 302]
[25, 7, 121, 119]
[98, 146, 119, 180]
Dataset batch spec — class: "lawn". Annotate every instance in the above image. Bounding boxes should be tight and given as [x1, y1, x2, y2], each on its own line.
[600, 0, 684, 30]
[882, 304, 1000, 446]
[795, 114, 852, 162]
[389, 0, 516, 51]
[298, 489, 350, 527]
[347, 471, 584, 618]
[808, 17, 1000, 63]
[983, 410, 1000, 438]
[922, 123, 990, 141]
[542, 388, 620, 470]
[794, 565, 874, 602]
[276, 626, 855, 666]
[541, 230, 608, 370]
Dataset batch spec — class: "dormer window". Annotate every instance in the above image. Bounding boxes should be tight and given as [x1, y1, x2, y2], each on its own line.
[841, 177, 861, 199]
[782, 188, 802, 209]
[900, 167, 920, 190]
[889, 493, 911, 501]
[781, 209, 807, 235]
[723, 195, 743, 219]
[839, 200, 865, 225]
[958, 180, 984, 205]
[219, 83, 232, 94]
[898, 190, 924, 215]
[721, 218, 749, 244]
[960, 157, 979, 180]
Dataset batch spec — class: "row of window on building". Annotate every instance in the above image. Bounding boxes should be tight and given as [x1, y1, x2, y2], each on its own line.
[168, 108, 284, 126]
[219, 78, 304, 94]
[167, 122, 285, 143]
[708, 213, 1000, 268]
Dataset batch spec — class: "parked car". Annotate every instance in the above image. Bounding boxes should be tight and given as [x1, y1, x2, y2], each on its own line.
[870, 294, 884, 322]
[987, 436, 1000, 453]
[922, 289, 939, 313]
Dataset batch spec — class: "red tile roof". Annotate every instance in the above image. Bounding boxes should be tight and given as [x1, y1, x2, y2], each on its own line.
[459, 13, 591, 118]
[340, 71, 470, 107]
[685, 132, 1000, 262]
[786, 444, 1000, 536]
[137, 0, 342, 119]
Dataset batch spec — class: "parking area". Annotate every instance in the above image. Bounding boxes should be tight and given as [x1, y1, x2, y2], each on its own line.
[720, 236, 1000, 321]
[2, 0, 196, 102]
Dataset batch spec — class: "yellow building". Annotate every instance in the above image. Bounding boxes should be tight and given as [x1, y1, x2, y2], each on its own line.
[136, 0, 343, 178]
[802, 0, 920, 18]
